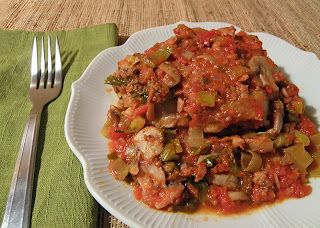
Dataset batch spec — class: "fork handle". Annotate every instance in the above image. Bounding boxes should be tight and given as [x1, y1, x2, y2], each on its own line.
[2, 105, 43, 228]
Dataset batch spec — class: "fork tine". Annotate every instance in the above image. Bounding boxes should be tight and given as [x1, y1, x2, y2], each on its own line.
[30, 37, 38, 89]
[54, 37, 62, 86]
[47, 36, 52, 88]
[2, 35, 63, 228]
[39, 37, 45, 88]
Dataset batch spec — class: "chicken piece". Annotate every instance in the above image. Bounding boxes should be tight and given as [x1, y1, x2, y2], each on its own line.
[152, 183, 185, 209]
[203, 83, 266, 133]
[137, 162, 166, 190]
[133, 126, 164, 160]
[137, 162, 184, 209]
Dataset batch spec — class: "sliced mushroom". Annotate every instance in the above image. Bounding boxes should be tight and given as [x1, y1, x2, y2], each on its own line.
[248, 56, 279, 93]
[107, 105, 122, 126]
[156, 61, 181, 88]
[266, 99, 284, 137]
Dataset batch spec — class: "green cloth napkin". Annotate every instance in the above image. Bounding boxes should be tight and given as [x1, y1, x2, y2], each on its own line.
[0, 24, 118, 227]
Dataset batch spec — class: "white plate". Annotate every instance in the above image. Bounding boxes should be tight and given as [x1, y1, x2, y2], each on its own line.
[64, 22, 320, 228]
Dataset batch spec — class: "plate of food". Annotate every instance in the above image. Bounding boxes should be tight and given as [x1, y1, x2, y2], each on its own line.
[64, 21, 320, 228]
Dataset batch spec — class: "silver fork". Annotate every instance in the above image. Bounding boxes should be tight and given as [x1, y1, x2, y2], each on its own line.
[1, 36, 62, 228]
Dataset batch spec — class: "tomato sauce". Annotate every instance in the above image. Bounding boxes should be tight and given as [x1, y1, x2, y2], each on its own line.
[103, 24, 320, 216]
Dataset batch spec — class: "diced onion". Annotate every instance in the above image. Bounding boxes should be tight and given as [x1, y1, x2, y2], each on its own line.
[187, 127, 205, 147]
[129, 116, 146, 132]
[108, 157, 130, 181]
[308, 133, 320, 177]
[197, 91, 216, 107]
[228, 191, 249, 201]
[100, 122, 111, 138]
[283, 144, 313, 169]
[181, 51, 194, 60]
[197, 55, 215, 63]
[291, 130, 310, 146]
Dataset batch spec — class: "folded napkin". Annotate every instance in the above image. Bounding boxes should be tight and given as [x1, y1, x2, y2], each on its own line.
[0, 24, 118, 227]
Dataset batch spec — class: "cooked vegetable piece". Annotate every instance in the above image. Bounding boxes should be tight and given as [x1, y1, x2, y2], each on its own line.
[129, 116, 146, 132]
[131, 90, 149, 102]
[160, 141, 179, 162]
[172, 138, 183, 153]
[205, 154, 217, 167]
[108, 157, 130, 180]
[287, 99, 305, 114]
[150, 44, 173, 61]
[197, 154, 218, 167]
[100, 121, 111, 138]
[241, 151, 262, 173]
[146, 103, 155, 120]
[244, 135, 274, 153]
[172, 198, 199, 213]
[291, 130, 310, 146]
[162, 162, 176, 173]
[248, 56, 279, 93]
[197, 91, 216, 107]
[156, 62, 181, 87]
[107, 152, 118, 160]
[308, 133, 320, 177]
[228, 191, 249, 201]
[187, 127, 205, 147]
[193, 143, 212, 155]
[193, 182, 209, 203]
[274, 133, 292, 148]
[105, 75, 129, 86]
[283, 144, 313, 169]
[266, 100, 284, 137]
[142, 58, 156, 68]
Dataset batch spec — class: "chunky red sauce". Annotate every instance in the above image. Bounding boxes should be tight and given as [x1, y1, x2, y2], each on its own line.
[102, 24, 320, 215]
